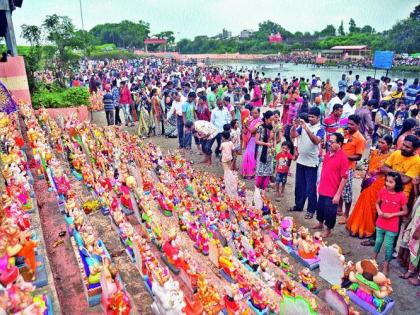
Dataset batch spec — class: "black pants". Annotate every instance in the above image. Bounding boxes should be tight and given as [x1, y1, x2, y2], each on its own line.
[176, 116, 184, 148]
[295, 163, 318, 213]
[202, 137, 216, 155]
[105, 110, 114, 126]
[115, 106, 122, 125]
[316, 195, 338, 230]
[214, 133, 223, 156]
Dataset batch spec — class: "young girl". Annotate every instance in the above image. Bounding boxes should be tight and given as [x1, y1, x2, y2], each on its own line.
[374, 172, 408, 275]
[230, 119, 241, 170]
[220, 131, 235, 171]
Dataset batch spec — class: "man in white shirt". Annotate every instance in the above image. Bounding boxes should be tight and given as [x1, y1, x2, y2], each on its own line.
[327, 91, 345, 115]
[211, 99, 231, 157]
[166, 93, 185, 148]
[290, 107, 325, 218]
[193, 120, 219, 165]
[342, 94, 357, 118]
[310, 75, 322, 105]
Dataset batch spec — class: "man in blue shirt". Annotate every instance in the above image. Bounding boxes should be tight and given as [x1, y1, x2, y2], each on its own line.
[103, 85, 114, 126]
[338, 74, 347, 93]
[406, 78, 419, 105]
[211, 99, 231, 157]
[182, 92, 197, 150]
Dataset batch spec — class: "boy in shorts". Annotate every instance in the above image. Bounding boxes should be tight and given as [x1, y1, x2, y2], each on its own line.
[275, 141, 294, 200]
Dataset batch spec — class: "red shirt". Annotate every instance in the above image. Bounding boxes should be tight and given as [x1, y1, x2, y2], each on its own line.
[376, 188, 407, 233]
[196, 103, 211, 121]
[318, 149, 349, 197]
[276, 152, 293, 173]
[119, 86, 132, 104]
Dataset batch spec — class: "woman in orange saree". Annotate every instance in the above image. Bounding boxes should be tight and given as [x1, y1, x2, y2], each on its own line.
[322, 79, 333, 103]
[346, 135, 393, 238]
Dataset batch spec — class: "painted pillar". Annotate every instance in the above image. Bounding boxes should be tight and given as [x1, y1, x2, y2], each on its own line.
[0, 56, 31, 104]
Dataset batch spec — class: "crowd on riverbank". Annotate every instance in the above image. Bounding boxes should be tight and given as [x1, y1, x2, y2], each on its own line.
[66, 58, 420, 280]
[264, 52, 420, 70]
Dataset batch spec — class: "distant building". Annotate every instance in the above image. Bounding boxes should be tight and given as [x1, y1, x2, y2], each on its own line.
[217, 28, 232, 40]
[330, 45, 371, 60]
[239, 29, 254, 39]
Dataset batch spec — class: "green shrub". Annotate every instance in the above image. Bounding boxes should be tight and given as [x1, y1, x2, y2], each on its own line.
[391, 65, 420, 72]
[32, 87, 90, 109]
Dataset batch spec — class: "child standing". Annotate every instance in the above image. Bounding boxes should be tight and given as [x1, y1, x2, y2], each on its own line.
[230, 119, 241, 170]
[374, 172, 408, 275]
[220, 131, 235, 171]
[275, 141, 294, 200]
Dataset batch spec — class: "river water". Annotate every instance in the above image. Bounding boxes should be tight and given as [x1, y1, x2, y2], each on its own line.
[209, 60, 419, 90]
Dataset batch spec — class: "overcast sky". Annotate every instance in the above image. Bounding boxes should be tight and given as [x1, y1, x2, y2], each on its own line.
[12, 0, 417, 44]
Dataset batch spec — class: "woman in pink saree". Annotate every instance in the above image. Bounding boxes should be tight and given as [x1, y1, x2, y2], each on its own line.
[251, 81, 263, 107]
[241, 107, 263, 178]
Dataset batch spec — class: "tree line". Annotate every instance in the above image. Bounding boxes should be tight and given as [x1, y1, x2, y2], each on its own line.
[18, 5, 420, 89]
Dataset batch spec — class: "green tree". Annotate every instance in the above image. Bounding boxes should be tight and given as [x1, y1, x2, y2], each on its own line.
[20, 24, 42, 93]
[294, 31, 303, 38]
[155, 31, 175, 45]
[338, 20, 345, 36]
[319, 24, 336, 37]
[177, 38, 192, 53]
[72, 30, 97, 56]
[348, 18, 360, 33]
[386, 18, 420, 53]
[42, 15, 78, 64]
[410, 4, 420, 20]
[89, 20, 150, 48]
[256, 20, 293, 40]
[360, 25, 375, 34]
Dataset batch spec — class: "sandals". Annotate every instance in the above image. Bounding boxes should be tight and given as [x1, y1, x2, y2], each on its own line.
[360, 239, 375, 247]
[304, 213, 314, 220]
[399, 271, 415, 279]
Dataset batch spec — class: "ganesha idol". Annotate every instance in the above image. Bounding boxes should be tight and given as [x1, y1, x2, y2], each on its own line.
[279, 216, 294, 247]
[0, 220, 37, 282]
[223, 284, 250, 315]
[347, 259, 394, 314]
[73, 231, 105, 287]
[298, 268, 317, 293]
[151, 276, 186, 315]
[1, 195, 30, 231]
[161, 228, 184, 274]
[196, 276, 224, 314]
[0, 236, 19, 286]
[100, 258, 131, 315]
[2, 169, 33, 213]
[248, 283, 269, 314]
[294, 227, 321, 260]
[53, 168, 71, 197]
[118, 222, 135, 259]
[156, 193, 174, 217]
[0, 276, 49, 315]
[193, 227, 209, 256]
[219, 247, 237, 282]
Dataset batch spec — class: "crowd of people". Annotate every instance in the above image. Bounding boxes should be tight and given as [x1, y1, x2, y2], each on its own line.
[265, 52, 420, 69]
[67, 58, 420, 280]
